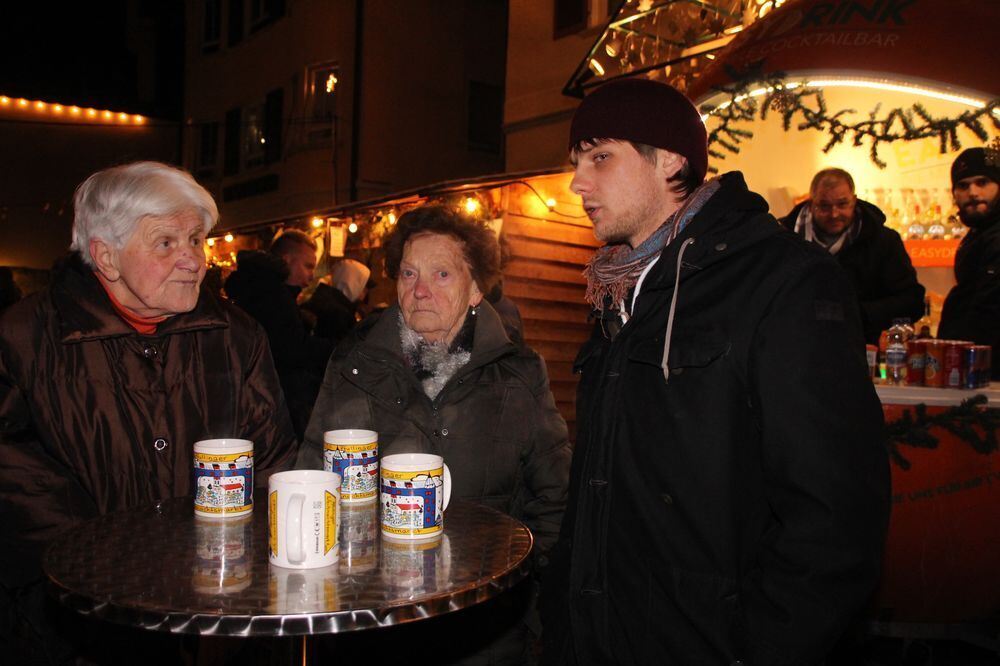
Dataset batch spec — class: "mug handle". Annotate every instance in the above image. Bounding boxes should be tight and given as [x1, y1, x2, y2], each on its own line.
[442, 463, 452, 511]
[287, 493, 305, 564]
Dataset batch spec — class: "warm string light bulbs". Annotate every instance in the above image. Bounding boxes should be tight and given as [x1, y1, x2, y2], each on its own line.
[0, 94, 146, 124]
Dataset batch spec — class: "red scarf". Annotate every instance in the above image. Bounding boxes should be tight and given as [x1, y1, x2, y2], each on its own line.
[96, 274, 167, 335]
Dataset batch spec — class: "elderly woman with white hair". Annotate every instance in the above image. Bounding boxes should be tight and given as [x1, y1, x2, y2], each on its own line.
[0, 161, 296, 661]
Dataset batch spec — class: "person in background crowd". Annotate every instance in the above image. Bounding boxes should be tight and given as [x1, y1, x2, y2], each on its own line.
[540, 79, 889, 666]
[780, 168, 925, 344]
[225, 230, 335, 440]
[0, 267, 22, 311]
[485, 235, 524, 345]
[301, 257, 371, 343]
[938, 147, 1000, 379]
[0, 162, 296, 663]
[300, 205, 570, 664]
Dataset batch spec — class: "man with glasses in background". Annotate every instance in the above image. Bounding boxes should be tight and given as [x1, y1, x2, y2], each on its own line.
[781, 167, 925, 344]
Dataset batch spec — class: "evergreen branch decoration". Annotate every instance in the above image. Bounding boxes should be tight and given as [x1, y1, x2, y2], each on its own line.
[700, 71, 1000, 173]
[884, 395, 1000, 471]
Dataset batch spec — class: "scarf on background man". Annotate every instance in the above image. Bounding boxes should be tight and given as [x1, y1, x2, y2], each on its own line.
[584, 177, 721, 311]
[793, 205, 862, 256]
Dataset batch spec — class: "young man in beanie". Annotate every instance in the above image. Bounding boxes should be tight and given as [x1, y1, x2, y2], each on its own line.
[938, 146, 1000, 379]
[540, 78, 889, 665]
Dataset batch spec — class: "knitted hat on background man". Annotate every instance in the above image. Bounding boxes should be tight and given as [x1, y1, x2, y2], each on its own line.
[568, 78, 708, 183]
[951, 147, 1000, 187]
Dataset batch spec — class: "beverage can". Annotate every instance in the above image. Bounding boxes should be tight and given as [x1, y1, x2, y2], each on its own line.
[982, 346, 993, 387]
[943, 341, 972, 388]
[905, 339, 926, 386]
[963, 346, 981, 389]
[966, 345, 992, 389]
[923, 340, 945, 387]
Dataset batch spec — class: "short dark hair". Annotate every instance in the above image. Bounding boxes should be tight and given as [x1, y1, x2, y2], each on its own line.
[384, 205, 501, 294]
[570, 138, 703, 201]
[810, 168, 855, 197]
[270, 229, 316, 256]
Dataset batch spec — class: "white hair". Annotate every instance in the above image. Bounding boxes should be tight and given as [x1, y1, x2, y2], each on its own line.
[71, 161, 219, 268]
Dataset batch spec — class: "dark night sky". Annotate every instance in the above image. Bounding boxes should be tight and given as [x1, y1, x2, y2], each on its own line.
[0, 2, 185, 119]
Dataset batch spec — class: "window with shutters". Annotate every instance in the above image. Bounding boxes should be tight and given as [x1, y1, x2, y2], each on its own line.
[304, 62, 339, 144]
[202, 0, 221, 52]
[228, 0, 244, 46]
[196, 122, 220, 177]
[224, 108, 241, 176]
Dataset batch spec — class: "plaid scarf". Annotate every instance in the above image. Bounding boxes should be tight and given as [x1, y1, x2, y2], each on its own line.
[584, 177, 721, 311]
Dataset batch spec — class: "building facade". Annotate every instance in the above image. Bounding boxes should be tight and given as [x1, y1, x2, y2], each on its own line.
[183, 0, 507, 230]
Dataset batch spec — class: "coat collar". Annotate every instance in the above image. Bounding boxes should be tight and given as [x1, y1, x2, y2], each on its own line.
[354, 301, 517, 373]
[53, 253, 229, 344]
[641, 171, 781, 294]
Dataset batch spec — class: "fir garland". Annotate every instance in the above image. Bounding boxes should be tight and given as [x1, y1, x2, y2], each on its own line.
[885, 395, 1000, 471]
[700, 70, 1000, 171]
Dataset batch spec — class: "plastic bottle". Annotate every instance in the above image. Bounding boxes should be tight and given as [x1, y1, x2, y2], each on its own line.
[885, 319, 909, 385]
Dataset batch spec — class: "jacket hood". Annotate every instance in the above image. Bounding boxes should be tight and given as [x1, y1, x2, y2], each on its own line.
[645, 172, 779, 290]
[329, 259, 371, 303]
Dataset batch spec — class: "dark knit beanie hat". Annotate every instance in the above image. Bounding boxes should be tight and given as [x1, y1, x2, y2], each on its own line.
[569, 78, 708, 183]
[951, 147, 1000, 188]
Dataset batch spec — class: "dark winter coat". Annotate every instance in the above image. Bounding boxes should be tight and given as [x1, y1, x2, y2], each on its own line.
[542, 173, 890, 666]
[301, 282, 359, 343]
[225, 250, 335, 440]
[780, 199, 925, 344]
[0, 255, 297, 590]
[938, 207, 1000, 378]
[298, 301, 571, 555]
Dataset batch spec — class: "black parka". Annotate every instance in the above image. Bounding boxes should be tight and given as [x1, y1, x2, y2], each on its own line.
[938, 208, 1000, 379]
[780, 199, 925, 344]
[542, 173, 890, 666]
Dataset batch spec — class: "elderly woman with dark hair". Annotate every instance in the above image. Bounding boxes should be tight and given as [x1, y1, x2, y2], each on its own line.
[300, 205, 570, 663]
[0, 161, 296, 661]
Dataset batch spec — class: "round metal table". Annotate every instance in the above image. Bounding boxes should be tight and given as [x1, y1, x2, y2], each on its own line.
[44, 494, 532, 640]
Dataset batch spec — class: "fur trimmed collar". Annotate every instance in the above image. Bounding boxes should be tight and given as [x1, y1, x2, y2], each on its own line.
[399, 311, 474, 399]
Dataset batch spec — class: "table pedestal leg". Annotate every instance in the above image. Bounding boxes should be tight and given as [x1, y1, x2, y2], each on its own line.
[289, 634, 313, 666]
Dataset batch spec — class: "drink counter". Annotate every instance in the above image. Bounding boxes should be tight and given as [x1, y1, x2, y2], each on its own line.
[873, 383, 1000, 624]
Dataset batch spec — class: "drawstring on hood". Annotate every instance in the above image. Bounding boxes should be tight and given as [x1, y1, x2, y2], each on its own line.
[661, 237, 695, 382]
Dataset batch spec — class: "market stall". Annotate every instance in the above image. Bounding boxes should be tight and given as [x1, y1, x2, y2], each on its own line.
[875, 384, 1000, 624]
[688, 0, 999, 312]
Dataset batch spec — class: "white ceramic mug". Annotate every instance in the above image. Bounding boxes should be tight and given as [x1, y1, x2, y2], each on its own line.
[380, 453, 451, 540]
[268, 470, 340, 569]
[323, 429, 379, 503]
[193, 438, 254, 518]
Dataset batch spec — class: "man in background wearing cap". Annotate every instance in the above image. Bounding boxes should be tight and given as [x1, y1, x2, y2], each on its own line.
[540, 78, 888, 665]
[938, 146, 1000, 379]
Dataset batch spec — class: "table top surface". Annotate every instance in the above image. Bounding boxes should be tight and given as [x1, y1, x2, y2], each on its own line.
[875, 382, 999, 406]
[43, 494, 532, 637]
